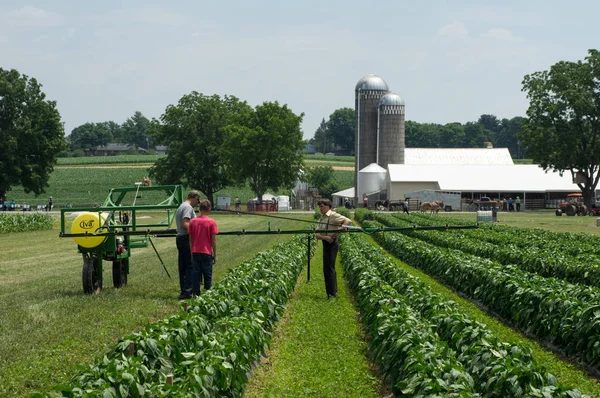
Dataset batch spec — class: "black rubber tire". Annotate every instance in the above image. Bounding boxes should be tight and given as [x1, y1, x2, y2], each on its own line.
[555, 209, 562, 216]
[112, 259, 128, 288]
[82, 255, 102, 294]
[589, 210, 595, 216]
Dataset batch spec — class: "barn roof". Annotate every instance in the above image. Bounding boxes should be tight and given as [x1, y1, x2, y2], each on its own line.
[404, 148, 513, 165]
[387, 164, 579, 193]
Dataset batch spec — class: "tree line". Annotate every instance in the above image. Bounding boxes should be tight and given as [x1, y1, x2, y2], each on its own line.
[67, 111, 153, 155]
[310, 108, 525, 158]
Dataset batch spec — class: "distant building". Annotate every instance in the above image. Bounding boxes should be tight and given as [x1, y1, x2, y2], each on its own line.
[88, 143, 145, 156]
[304, 143, 316, 154]
[155, 145, 168, 155]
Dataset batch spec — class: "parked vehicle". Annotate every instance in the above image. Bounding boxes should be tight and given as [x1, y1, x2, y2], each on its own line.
[474, 197, 499, 210]
[556, 193, 587, 216]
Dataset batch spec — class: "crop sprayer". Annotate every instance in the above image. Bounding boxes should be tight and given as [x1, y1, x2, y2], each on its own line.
[60, 183, 479, 294]
[59, 184, 186, 294]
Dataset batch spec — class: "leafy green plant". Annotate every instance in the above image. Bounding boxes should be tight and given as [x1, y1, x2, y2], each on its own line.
[341, 233, 582, 397]
[0, 213, 54, 234]
[38, 234, 314, 397]
[368, 216, 600, 372]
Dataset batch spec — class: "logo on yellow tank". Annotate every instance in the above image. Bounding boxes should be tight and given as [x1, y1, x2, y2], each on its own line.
[79, 220, 96, 229]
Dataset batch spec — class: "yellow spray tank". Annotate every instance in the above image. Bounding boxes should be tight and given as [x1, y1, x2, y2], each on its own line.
[70, 212, 108, 248]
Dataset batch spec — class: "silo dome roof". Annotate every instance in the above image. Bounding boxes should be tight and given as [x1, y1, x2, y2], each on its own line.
[380, 93, 405, 106]
[355, 74, 389, 91]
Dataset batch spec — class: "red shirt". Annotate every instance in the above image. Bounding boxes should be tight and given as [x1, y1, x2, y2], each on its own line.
[188, 215, 218, 255]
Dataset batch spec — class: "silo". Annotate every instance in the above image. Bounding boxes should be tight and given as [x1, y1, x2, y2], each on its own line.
[355, 74, 389, 202]
[378, 93, 405, 168]
[357, 163, 387, 202]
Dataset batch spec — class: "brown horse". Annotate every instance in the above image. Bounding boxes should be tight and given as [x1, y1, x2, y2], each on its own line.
[420, 200, 444, 214]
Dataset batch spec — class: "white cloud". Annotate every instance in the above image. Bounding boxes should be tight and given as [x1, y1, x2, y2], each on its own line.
[484, 28, 523, 42]
[134, 8, 189, 27]
[436, 21, 468, 38]
[5, 6, 63, 28]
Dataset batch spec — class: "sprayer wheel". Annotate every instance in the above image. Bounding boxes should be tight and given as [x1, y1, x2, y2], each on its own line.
[82, 255, 102, 294]
[112, 259, 128, 288]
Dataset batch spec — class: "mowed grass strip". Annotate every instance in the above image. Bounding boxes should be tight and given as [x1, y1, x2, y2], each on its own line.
[0, 213, 314, 398]
[361, 233, 600, 397]
[245, 244, 382, 398]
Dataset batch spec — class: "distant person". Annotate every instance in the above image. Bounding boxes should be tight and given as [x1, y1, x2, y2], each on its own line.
[515, 196, 521, 212]
[142, 176, 152, 187]
[315, 199, 351, 299]
[508, 197, 514, 212]
[247, 198, 254, 213]
[188, 199, 218, 296]
[175, 190, 200, 300]
[344, 197, 351, 209]
[47, 197, 53, 211]
[234, 196, 241, 212]
[363, 196, 368, 208]
[10, 199, 16, 211]
[403, 199, 410, 214]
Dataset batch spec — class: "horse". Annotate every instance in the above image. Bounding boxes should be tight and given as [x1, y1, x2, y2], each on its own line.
[420, 200, 444, 214]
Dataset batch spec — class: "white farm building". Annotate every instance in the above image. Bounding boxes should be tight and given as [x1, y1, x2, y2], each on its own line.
[332, 74, 584, 210]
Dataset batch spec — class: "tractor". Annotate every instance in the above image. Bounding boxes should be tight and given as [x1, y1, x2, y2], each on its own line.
[60, 184, 184, 294]
[555, 193, 587, 216]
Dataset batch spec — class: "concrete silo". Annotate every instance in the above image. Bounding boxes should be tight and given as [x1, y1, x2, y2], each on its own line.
[355, 74, 389, 202]
[378, 93, 405, 168]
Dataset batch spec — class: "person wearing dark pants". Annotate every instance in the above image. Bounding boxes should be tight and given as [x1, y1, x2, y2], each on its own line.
[176, 235, 192, 296]
[188, 199, 218, 296]
[315, 199, 351, 299]
[191, 253, 213, 294]
[175, 190, 200, 299]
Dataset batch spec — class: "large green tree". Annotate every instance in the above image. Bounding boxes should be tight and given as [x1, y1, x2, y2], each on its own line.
[521, 49, 600, 207]
[0, 68, 65, 202]
[308, 165, 338, 199]
[478, 114, 500, 144]
[497, 117, 524, 158]
[226, 102, 304, 203]
[327, 107, 355, 153]
[311, 118, 331, 153]
[151, 93, 251, 206]
[122, 111, 151, 149]
[70, 122, 113, 153]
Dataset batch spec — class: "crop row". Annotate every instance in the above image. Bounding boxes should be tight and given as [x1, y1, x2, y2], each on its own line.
[0, 213, 54, 234]
[355, 213, 600, 372]
[409, 212, 600, 257]
[38, 234, 313, 397]
[382, 213, 600, 288]
[340, 233, 581, 397]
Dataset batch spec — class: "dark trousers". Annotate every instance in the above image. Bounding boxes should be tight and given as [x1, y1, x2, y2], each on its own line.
[322, 239, 339, 296]
[190, 253, 213, 296]
[176, 235, 192, 296]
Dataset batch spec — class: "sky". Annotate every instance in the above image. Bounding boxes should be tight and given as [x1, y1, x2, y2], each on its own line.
[1, 1, 599, 140]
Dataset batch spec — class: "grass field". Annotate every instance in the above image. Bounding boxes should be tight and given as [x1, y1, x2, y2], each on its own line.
[6, 154, 356, 208]
[0, 212, 314, 397]
[439, 209, 600, 235]
[6, 155, 600, 397]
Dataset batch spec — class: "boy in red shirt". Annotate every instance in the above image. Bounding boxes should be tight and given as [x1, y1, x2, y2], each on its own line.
[187, 199, 218, 296]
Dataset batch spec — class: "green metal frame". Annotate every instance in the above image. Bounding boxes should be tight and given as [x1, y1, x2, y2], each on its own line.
[59, 185, 185, 292]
